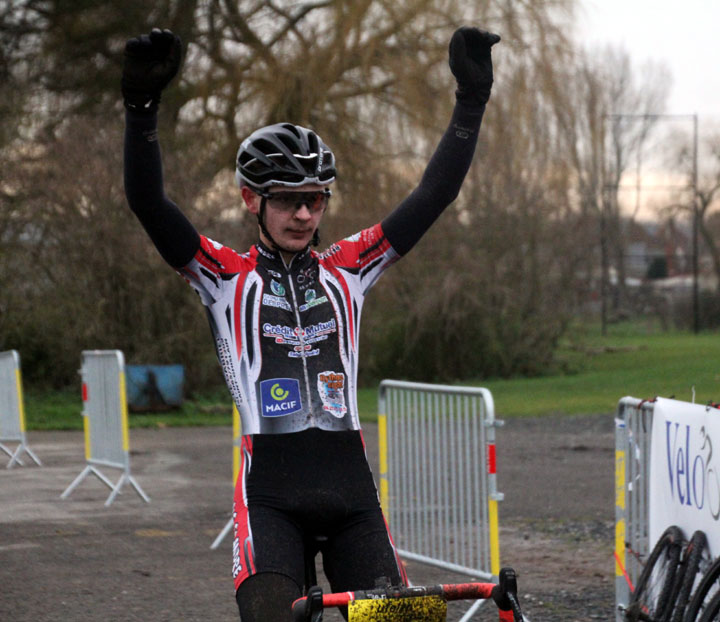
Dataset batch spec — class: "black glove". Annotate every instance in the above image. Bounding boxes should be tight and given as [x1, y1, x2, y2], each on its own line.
[122, 28, 182, 113]
[449, 26, 501, 107]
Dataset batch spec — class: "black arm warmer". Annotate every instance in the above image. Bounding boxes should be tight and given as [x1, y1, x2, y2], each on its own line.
[123, 110, 200, 268]
[381, 102, 485, 256]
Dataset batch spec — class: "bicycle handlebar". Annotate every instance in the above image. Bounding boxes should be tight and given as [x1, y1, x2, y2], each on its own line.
[291, 567, 524, 622]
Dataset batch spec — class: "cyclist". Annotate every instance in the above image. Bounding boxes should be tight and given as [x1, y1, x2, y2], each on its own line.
[122, 25, 500, 621]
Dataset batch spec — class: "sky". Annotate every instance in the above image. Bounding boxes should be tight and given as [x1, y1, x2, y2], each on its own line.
[577, 0, 720, 120]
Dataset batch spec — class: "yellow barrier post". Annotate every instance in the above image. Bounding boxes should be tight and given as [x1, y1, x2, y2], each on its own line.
[378, 412, 389, 520]
[615, 449, 626, 578]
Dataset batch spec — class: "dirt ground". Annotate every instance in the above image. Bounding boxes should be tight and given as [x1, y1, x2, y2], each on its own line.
[0, 412, 616, 621]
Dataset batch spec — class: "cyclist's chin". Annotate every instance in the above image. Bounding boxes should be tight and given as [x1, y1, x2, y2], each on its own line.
[281, 231, 313, 250]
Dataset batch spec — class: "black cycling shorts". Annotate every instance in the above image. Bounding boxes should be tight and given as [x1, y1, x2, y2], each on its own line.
[231, 428, 406, 592]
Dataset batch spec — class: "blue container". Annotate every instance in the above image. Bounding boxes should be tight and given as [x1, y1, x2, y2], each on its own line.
[125, 364, 184, 412]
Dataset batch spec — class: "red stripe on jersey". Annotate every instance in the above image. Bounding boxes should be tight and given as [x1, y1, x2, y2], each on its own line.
[197, 235, 254, 274]
[320, 224, 388, 270]
[381, 511, 409, 586]
[233, 272, 248, 361]
[196, 238, 225, 272]
[357, 225, 393, 267]
[232, 252, 256, 362]
[319, 226, 390, 351]
[233, 436, 256, 590]
[326, 264, 356, 350]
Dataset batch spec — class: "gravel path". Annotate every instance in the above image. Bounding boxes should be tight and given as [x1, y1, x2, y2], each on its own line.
[0, 412, 616, 621]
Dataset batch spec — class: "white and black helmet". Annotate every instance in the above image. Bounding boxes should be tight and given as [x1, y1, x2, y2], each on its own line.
[235, 122, 336, 189]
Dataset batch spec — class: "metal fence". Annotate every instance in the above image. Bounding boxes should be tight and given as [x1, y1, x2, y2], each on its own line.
[378, 380, 503, 621]
[0, 350, 42, 469]
[61, 350, 150, 506]
[614, 396, 655, 622]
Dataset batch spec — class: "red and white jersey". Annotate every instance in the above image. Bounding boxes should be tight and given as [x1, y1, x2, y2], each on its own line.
[178, 223, 398, 434]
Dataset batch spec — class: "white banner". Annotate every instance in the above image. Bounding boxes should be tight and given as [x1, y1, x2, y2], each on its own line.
[650, 398, 720, 556]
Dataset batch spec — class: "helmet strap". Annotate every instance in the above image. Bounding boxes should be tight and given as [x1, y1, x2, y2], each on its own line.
[257, 197, 278, 249]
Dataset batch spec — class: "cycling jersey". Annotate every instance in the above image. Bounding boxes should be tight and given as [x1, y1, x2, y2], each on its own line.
[179, 226, 397, 435]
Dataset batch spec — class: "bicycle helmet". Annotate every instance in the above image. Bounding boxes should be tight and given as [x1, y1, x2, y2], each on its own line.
[235, 122, 336, 189]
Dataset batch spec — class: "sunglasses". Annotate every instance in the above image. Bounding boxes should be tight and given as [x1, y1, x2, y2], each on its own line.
[257, 189, 331, 213]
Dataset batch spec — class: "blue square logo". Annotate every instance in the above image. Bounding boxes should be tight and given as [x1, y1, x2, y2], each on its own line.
[260, 378, 302, 417]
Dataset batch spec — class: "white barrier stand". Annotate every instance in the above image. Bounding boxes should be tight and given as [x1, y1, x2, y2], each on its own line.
[61, 350, 150, 506]
[378, 380, 504, 622]
[0, 350, 42, 469]
[211, 403, 241, 549]
[614, 396, 655, 622]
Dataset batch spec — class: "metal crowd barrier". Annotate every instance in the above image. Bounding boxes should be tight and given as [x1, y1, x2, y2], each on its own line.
[614, 396, 654, 622]
[61, 350, 150, 506]
[0, 350, 42, 469]
[378, 380, 503, 621]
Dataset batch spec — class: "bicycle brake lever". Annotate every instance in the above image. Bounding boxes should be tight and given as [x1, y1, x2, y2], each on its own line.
[499, 568, 524, 622]
[491, 567, 524, 621]
[500, 568, 517, 593]
[292, 585, 324, 622]
[308, 585, 324, 622]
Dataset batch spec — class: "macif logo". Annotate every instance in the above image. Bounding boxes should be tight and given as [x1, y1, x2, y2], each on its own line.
[260, 378, 302, 417]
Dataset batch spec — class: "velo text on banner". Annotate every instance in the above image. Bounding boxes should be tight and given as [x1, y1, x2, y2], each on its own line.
[649, 397, 720, 555]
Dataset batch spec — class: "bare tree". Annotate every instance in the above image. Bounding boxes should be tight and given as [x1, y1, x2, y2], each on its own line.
[4, 0, 635, 388]
[669, 130, 720, 292]
[547, 44, 670, 332]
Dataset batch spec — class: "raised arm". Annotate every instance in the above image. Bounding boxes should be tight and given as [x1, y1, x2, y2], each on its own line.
[122, 29, 200, 269]
[382, 27, 500, 256]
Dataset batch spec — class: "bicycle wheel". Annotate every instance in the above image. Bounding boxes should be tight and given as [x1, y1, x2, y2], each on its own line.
[697, 590, 720, 622]
[626, 525, 684, 622]
[670, 531, 709, 622]
[684, 556, 720, 622]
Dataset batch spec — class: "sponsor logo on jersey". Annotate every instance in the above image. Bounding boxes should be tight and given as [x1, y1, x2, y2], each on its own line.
[270, 279, 286, 296]
[262, 293, 291, 311]
[318, 243, 342, 259]
[257, 244, 275, 259]
[262, 320, 336, 345]
[259, 378, 302, 417]
[231, 503, 242, 577]
[299, 288, 328, 312]
[289, 348, 320, 358]
[318, 371, 347, 418]
[296, 266, 318, 290]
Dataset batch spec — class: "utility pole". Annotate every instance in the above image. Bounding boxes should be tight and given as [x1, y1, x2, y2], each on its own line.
[692, 113, 700, 333]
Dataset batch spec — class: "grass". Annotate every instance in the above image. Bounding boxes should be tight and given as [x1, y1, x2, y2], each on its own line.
[24, 388, 232, 431]
[362, 321, 720, 420]
[478, 331, 719, 418]
[21, 322, 720, 430]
